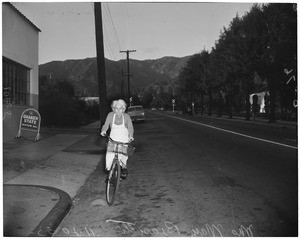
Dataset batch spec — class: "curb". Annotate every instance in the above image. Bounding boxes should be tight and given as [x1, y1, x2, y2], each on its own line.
[29, 185, 72, 237]
[164, 110, 297, 128]
[200, 114, 297, 128]
[4, 184, 72, 237]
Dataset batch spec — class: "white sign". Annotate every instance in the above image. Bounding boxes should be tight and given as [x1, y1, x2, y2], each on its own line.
[16, 108, 41, 141]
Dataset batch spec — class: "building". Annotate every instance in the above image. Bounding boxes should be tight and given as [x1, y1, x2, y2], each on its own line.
[2, 2, 41, 142]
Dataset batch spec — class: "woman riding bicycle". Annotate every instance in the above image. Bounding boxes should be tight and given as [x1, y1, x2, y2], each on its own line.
[100, 99, 134, 177]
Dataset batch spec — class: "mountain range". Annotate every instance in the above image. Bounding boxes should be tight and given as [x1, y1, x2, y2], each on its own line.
[39, 56, 191, 97]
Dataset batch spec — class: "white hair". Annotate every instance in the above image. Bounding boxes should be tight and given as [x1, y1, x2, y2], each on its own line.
[115, 99, 127, 110]
[111, 100, 118, 112]
[111, 100, 117, 108]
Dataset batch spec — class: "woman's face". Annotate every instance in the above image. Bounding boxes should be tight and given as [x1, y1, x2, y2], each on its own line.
[115, 104, 124, 115]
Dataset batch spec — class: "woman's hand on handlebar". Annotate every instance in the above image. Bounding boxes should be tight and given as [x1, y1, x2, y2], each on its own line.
[100, 131, 106, 137]
[129, 136, 134, 142]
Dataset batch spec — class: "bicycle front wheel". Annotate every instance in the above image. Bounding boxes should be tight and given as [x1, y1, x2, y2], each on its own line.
[106, 160, 121, 206]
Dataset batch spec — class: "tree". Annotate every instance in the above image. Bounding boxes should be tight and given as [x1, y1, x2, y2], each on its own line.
[255, 3, 297, 122]
[178, 51, 211, 114]
[221, 8, 263, 120]
[141, 91, 153, 108]
[176, 3, 296, 121]
[39, 77, 91, 126]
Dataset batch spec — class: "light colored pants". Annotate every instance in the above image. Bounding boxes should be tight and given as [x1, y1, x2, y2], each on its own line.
[105, 152, 128, 171]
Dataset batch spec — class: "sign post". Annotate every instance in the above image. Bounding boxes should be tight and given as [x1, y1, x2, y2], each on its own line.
[16, 108, 41, 141]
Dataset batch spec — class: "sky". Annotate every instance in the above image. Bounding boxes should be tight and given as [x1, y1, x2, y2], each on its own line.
[9, 1, 256, 65]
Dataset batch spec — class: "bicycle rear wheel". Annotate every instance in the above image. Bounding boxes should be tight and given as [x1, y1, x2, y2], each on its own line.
[106, 160, 121, 206]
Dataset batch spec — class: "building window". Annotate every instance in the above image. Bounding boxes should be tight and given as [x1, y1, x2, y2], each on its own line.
[3, 57, 30, 106]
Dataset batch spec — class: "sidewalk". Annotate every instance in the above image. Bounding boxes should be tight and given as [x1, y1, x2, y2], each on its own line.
[3, 121, 106, 236]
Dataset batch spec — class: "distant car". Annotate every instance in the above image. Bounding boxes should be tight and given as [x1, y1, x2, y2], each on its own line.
[127, 105, 145, 122]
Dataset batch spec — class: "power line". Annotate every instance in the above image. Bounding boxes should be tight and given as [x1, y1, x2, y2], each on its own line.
[106, 3, 121, 51]
[90, 2, 115, 60]
[103, 36, 114, 60]
[102, 4, 117, 60]
[125, 3, 135, 50]
[103, 3, 129, 61]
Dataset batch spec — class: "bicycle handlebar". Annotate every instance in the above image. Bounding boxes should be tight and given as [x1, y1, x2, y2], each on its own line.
[102, 133, 133, 144]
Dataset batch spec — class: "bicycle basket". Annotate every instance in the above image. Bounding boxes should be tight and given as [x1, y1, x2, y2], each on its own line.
[107, 140, 135, 156]
[126, 145, 135, 156]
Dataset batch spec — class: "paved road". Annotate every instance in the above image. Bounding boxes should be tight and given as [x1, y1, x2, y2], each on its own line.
[54, 111, 297, 237]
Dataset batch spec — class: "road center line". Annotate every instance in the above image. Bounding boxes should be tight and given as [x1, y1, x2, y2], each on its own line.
[156, 113, 297, 150]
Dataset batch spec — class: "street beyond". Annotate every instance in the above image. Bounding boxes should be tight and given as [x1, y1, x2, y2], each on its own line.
[53, 110, 297, 237]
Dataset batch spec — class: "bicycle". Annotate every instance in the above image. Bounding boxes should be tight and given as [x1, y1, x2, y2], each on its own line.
[105, 136, 135, 206]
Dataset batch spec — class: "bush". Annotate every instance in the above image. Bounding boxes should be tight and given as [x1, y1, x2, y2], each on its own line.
[39, 77, 98, 127]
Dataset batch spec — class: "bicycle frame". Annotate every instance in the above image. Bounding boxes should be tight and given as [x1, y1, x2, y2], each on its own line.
[106, 136, 130, 206]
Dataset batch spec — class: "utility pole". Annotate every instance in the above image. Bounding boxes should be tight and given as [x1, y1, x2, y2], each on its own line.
[121, 70, 124, 98]
[94, 3, 107, 127]
[120, 50, 136, 105]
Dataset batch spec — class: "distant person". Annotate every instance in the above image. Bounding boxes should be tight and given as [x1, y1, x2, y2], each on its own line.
[100, 99, 134, 177]
[251, 94, 260, 121]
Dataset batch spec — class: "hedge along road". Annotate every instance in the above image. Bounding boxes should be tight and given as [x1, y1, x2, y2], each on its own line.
[54, 110, 297, 237]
